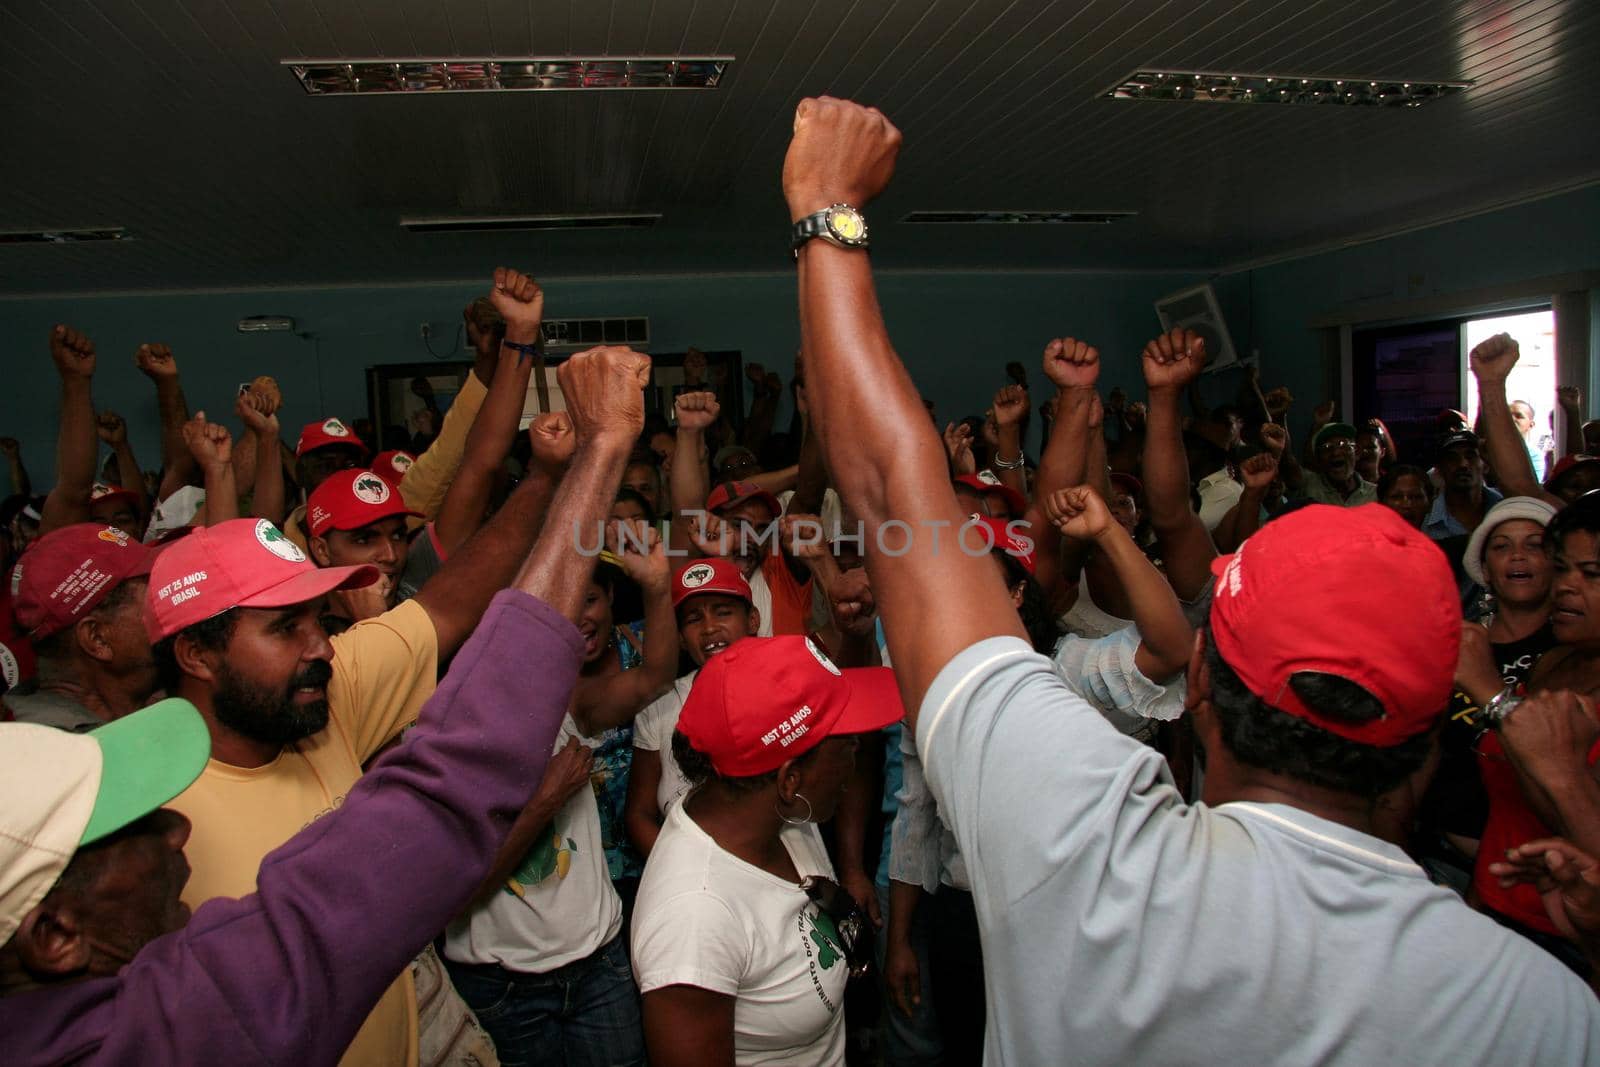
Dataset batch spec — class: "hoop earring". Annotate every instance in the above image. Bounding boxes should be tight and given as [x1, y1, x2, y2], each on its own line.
[777, 792, 814, 826]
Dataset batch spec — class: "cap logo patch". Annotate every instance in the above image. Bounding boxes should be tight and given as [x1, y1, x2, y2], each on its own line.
[351, 474, 391, 505]
[0, 642, 18, 688]
[977, 470, 1001, 485]
[680, 563, 715, 589]
[255, 519, 306, 563]
[322, 419, 350, 437]
[761, 704, 815, 749]
[97, 527, 129, 546]
[805, 636, 842, 677]
[391, 453, 414, 472]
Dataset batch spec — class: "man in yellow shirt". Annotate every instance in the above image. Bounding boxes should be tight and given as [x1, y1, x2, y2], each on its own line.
[150, 269, 569, 1067]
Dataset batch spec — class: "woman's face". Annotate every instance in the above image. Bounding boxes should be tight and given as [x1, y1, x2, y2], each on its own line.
[1381, 474, 1430, 529]
[577, 580, 614, 664]
[1482, 519, 1550, 608]
[790, 736, 860, 823]
[1551, 530, 1600, 646]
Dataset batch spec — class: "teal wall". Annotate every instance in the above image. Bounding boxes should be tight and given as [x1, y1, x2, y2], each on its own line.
[0, 269, 1199, 489]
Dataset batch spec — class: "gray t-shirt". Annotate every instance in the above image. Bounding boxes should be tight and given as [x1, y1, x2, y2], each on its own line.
[4, 687, 103, 732]
[397, 524, 445, 604]
[917, 635, 1600, 1066]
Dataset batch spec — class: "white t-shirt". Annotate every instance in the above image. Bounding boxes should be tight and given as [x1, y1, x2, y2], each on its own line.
[632, 804, 846, 1066]
[444, 714, 621, 972]
[918, 636, 1600, 1065]
[633, 673, 697, 813]
[746, 568, 776, 638]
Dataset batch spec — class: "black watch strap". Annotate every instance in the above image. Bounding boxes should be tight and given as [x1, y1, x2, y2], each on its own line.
[791, 211, 832, 255]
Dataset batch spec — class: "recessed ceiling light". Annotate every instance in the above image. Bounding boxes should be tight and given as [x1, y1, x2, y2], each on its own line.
[902, 211, 1135, 225]
[1103, 70, 1471, 108]
[400, 214, 661, 233]
[286, 57, 730, 95]
[0, 227, 129, 244]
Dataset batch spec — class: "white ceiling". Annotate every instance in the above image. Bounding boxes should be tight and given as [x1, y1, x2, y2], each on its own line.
[2, 0, 1596, 293]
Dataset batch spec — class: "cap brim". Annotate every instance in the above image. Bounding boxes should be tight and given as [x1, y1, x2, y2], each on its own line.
[80, 698, 212, 846]
[235, 563, 379, 610]
[833, 667, 907, 736]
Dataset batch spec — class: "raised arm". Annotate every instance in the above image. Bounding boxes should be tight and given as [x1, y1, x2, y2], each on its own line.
[182, 415, 238, 526]
[135, 344, 196, 504]
[785, 97, 1023, 719]
[668, 390, 718, 554]
[39, 326, 99, 535]
[433, 272, 541, 555]
[991, 383, 1030, 501]
[237, 390, 286, 525]
[1211, 451, 1279, 554]
[0, 437, 29, 498]
[1559, 387, 1585, 460]
[96, 412, 145, 502]
[571, 522, 676, 735]
[1024, 339, 1101, 617]
[1139, 329, 1217, 602]
[1470, 333, 1564, 506]
[1044, 485, 1193, 681]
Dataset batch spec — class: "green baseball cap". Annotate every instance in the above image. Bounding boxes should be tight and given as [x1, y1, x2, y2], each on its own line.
[1311, 422, 1359, 451]
[80, 698, 212, 846]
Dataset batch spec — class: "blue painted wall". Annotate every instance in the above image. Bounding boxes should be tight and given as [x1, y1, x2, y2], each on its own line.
[0, 269, 1199, 489]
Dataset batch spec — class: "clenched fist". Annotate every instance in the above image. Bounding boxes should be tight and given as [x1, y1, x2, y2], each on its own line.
[556, 345, 650, 445]
[50, 326, 96, 380]
[1239, 452, 1278, 492]
[1042, 338, 1100, 391]
[527, 411, 575, 474]
[1043, 485, 1114, 542]
[182, 412, 233, 469]
[1469, 332, 1519, 384]
[489, 267, 545, 346]
[674, 390, 721, 434]
[135, 343, 178, 380]
[992, 384, 1028, 428]
[96, 411, 128, 446]
[783, 96, 902, 222]
[1140, 329, 1206, 392]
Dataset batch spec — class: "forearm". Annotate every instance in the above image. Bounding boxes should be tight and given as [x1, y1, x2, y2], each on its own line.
[5, 455, 29, 497]
[512, 437, 635, 625]
[743, 389, 780, 450]
[1213, 486, 1267, 554]
[112, 443, 144, 497]
[1478, 378, 1545, 498]
[671, 427, 710, 517]
[399, 372, 489, 518]
[434, 352, 533, 553]
[748, 464, 799, 496]
[1538, 774, 1600, 858]
[1026, 387, 1093, 613]
[1142, 388, 1193, 531]
[199, 463, 239, 525]
[231, 432, 258, 496]
[625, 750, 665, 857]
[154, 379, 193, 487]
[790, 418, 828, 515]
[250, 433, 286, 525]
[887, 879, 924, 947]
[1094, 528, 1192, 679]
[833, 736, 878, 880]
[472, 793, 566, 904]
[42, 378, 97, 533]
[1564, 407, 1585, 458]
[994, 421, 1028, 500]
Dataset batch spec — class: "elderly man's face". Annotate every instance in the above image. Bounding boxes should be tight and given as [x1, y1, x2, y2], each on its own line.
[1317, 434, 1356, 481]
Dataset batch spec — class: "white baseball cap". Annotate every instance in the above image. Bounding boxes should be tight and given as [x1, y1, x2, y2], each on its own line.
[1463, 496, 1558, 587]
[0, 699, 210, 945]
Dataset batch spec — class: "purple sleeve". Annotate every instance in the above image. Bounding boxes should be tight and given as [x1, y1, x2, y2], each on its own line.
[100, 589, 580, 1064]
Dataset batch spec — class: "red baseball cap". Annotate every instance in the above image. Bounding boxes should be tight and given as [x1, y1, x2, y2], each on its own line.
[294, 417, 369, 459]
[954, 472, 1027, 517]
[371, 450, 416, 488]
[672, 557, 754, 609]
[676, 636, 905, 777]
[13, 524, 157, 640]
[89, 482, 141, 513]
[705, 480, 782, 520]
[1546, 453, 1600, 489]
[966, 514, 1036, 575]
[144, 518, 378, 641]
[1208, 503, 1458, 747]
[1109, 472, 1144, 500]
[306, 469, 423, 539]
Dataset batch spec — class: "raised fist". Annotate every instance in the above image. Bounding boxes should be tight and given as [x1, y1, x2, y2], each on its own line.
[557, 345, 650, 444]
[992, 384, 1028, 428]
[826, 566, 878, 639]
[236, 389, 279, 437]
[1469, 332, 1519, 384]
[488, 267, 545, 344]
[1559, 385, 1583, 413]
[608, 519, 670, 590]
[50, 326, 96, 380]
[527, 411, 576, 474]
[1264, 386, 1294, 416]
[1239, 451, 1278, 492]
[779, 513, 829, 563]
[1258, 422, 1288, 458]
[96, 411, 128, 446]
[674, 390, 722, 433]
[1312, 399, 1337, 426]
[1043, 485, 1114, 542]
[1042, 337, 1100, 391]
[783, 96, 901, 220]
[1140, 329, 1205, 392]
[134, 343, 177, 380]
[942, 422, 976, 476]
[182, 412, 233, 468]
[688, 511, 734, 559]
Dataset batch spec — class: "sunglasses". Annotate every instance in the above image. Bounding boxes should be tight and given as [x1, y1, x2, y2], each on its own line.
[802, 876, 875, 979]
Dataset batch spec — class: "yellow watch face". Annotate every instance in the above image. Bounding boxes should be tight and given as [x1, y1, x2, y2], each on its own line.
[828, 208, 864, 241]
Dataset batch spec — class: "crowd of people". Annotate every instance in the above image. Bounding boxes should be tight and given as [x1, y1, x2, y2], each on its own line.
[3, 96, 1600, 1066]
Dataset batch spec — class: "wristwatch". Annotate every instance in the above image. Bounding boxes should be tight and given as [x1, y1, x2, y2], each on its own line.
[791, 204, 869, 259]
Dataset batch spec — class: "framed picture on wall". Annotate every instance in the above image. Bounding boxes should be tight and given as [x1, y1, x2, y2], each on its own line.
[365, 361, 471, 452]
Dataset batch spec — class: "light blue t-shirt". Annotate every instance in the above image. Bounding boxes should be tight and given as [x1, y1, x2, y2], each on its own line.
[917, 636, 1600, 1066]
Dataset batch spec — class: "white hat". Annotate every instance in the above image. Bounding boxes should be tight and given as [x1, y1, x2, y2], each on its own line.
[1463, 496, 1559, 587]
[0, 700, 209, 945]
[143, 485, 206, 544]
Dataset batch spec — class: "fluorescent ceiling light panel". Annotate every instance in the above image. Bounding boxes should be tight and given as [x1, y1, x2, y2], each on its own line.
[902, 211, 1135, 225]
[1104, 70, 1471, 108]
[400, 214, 661, 233]
[287, 57, 730, 95]
[0, 227, 129, 244]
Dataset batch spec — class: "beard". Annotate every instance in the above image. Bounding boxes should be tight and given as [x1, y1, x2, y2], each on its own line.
[211, 658, 334, 746]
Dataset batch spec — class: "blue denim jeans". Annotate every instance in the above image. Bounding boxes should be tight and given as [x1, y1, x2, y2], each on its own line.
[444, 933, 646, 1067]
[875, 881, 945, 1066]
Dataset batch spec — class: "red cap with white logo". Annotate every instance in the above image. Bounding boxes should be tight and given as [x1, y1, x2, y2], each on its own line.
[143, 518, 378, 641]
[371, 450, 416, 488]
[1208, 503, 1458, 747]
[966, 515, 1037, 576]
[675, 636, 904, 777]
[671, 557, 754, 609]
[294, 417, 368, 459]
[306, 469, 423, 539]
[13, 524, 156, 639]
